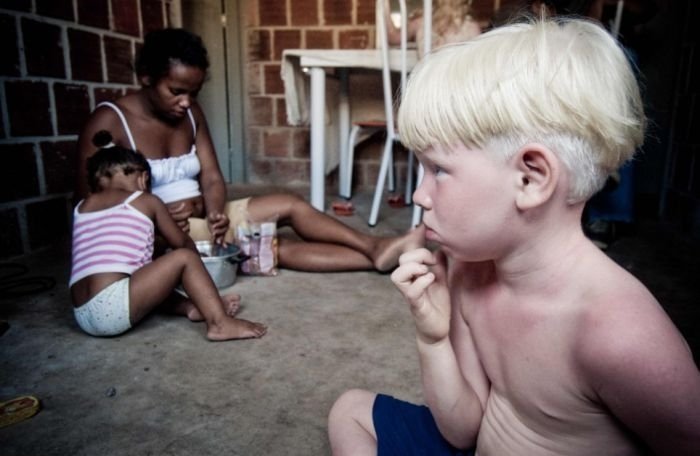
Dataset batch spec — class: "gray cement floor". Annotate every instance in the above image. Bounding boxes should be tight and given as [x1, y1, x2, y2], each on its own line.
[2, 186, 699, 455]
[1, 187, 424, 456]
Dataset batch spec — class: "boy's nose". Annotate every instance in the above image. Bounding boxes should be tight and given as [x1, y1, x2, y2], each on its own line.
[412, 183, 431, 210]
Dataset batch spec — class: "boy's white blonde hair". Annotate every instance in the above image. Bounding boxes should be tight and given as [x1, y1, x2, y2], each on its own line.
[398, 17, 646, 203]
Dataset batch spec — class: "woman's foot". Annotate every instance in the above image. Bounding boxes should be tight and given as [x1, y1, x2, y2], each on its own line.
[221, 293, 241, 316]
[373, 224, 426, 272]
[176, 293, 241, 321]
[207, 317, 268, 341]
[168, 295, 204, 321]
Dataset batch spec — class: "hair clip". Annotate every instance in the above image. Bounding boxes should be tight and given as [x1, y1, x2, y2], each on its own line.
[92, 130, 116, 148]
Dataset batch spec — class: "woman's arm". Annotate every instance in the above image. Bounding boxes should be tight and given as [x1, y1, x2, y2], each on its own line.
[190, 103, 230, 243]
[74, 106, 124, 203]
[141, 193, 197, 252]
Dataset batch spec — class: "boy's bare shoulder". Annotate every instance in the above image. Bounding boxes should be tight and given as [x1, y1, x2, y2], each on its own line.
[577, 260, 664, 342]
[572, 261, 691, 385]
[570, 258, 700, 453]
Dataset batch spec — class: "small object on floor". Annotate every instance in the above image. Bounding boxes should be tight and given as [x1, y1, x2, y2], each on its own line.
[387, 195, 406, 208]
[105, 387, 117, 398]
[332, 200, 354, 216]
[0, 395, 40, 428]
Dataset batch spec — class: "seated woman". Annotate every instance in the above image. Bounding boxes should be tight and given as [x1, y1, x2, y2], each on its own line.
[76, 28, 424, 273]
[384, 0, 481, 57]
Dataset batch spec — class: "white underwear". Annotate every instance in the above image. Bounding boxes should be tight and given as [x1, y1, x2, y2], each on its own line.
[74, 278, 132, 336]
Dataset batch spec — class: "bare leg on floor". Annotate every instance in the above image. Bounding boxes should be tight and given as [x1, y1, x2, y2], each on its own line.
[246, 193, 425, 272]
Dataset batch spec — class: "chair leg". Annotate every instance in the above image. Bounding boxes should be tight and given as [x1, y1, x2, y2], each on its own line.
[411, 204, 423, 228]
[340, 125, 362, 199]
[410, 163, 425, 228]
[405, 150, 415, 205]
[369, 135, 395, 226]
[387, 147, 395, 192]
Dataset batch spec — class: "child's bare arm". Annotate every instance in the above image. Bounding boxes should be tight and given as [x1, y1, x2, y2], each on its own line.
[391, 248, 483, 449]
[141, 194, 197, 252]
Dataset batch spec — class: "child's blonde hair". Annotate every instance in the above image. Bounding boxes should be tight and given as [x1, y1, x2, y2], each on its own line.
[398, 17, 645, 203]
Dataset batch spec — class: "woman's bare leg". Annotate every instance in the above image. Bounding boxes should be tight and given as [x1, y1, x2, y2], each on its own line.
[129, 249, 266, 340]
[277, 238, 373, 271]
[328, 389, 379, 456]
[246, 193, 424, 272]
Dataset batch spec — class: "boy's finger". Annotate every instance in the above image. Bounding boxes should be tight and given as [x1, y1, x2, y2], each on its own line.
[403, 272, 435, 303]
[391, 262, 429, 286]
[398, 247, 436, 267]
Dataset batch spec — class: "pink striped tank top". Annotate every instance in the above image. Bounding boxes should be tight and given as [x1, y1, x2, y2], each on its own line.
[69, 191, 154, 287]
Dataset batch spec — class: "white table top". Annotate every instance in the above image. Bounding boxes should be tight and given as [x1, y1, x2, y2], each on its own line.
[281, 48, 418, 127]
[283, 48, 418, 72]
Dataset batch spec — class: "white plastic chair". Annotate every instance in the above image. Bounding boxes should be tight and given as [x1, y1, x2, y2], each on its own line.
[340, 0, 412, 226]
[410, 0, 431, 228]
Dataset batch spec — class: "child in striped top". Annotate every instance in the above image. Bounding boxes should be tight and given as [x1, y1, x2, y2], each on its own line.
[69, 132, 267, 341]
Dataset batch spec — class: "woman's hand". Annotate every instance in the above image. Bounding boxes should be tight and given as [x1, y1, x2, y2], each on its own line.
[207, 211, 230, 245]
[391, 248, 451, 345]
[167, 201, 195, 233]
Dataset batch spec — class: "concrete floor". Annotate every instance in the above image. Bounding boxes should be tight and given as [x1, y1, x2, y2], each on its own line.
[1, 186, 699, 455]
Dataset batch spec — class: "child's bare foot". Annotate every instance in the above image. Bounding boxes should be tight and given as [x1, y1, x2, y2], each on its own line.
[207, 317, 267, 341]
[373, 224, 426, 272]
[221, 293, 241, 317]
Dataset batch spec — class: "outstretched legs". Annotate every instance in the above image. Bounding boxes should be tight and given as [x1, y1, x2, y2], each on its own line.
[246, 193, 424, 272]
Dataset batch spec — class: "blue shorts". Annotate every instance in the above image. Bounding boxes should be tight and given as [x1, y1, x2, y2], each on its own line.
[373, 394, 475, 456]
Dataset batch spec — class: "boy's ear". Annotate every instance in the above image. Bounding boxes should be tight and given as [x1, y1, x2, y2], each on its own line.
[139, 74, 151, 87]
[513, 144, 560, 210]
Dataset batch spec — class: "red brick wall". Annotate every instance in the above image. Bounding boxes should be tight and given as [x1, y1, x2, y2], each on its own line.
[243, 0, 373, 186]
[0, 0, 169, 258]
[241, 0, 518, 189]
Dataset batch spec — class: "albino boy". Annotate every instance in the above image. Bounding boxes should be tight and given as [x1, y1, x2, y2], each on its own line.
[328, 17, 700, 455]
